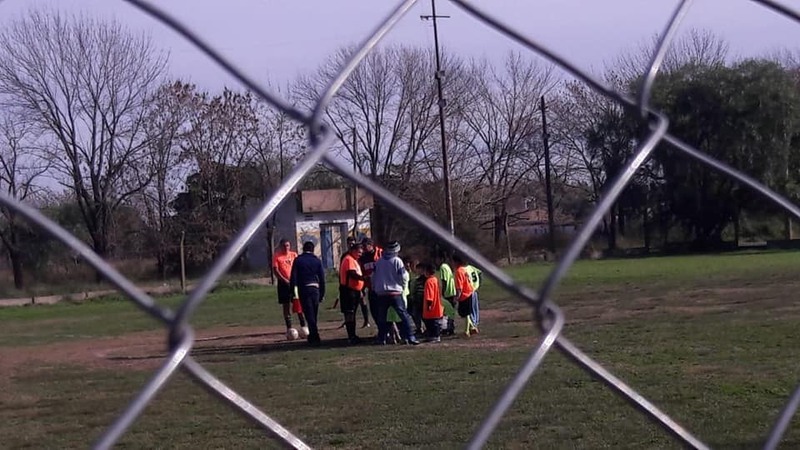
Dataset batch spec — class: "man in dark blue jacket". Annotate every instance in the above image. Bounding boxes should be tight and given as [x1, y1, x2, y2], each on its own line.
[290, 241, 326, 345]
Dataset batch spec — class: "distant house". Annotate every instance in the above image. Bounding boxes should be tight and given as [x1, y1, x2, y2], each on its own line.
[246, 188, 373, 271]
[509, 207, 578, 236]
[505, 195, 579, 237]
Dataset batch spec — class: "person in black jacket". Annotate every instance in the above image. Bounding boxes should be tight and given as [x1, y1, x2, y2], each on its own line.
[290, 241, 326, 345]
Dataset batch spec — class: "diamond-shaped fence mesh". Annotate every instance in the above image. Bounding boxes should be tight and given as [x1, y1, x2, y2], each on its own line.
[1, 0, 799, 449]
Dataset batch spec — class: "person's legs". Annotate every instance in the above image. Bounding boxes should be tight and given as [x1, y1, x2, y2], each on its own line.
[387, 294, 418, 344]
[410, 300, 423, 335]
[278, 282, 293, 329]
[368, 290, 379, 325]
[471, 291, 480, 327]
[458, 296, 475, 337]
[389, 322, 400, 344]
[427, 317, 441, 342]
[291, 298, 308, 333]
[423, 318, 436, 342]
[359, 297, 370, 328]
[299, 286, 320, 344]
[340, 286, 360, 343]
[374, 295, 390, 344]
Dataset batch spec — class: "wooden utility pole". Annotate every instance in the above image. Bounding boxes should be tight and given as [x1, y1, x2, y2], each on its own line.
[541, 95, 556, 254]
[352, 127, 359, 239]
[180, 231, 187, 294]
[421, 0, 454, 235]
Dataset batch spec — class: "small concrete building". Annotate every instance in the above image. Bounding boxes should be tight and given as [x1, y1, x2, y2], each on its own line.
[247, 188, 373, 271]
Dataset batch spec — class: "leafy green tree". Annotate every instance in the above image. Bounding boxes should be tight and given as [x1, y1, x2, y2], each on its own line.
[652, 59, 800, 246]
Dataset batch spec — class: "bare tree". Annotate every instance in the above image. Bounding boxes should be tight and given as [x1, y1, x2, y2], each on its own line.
[249, 87, 307, 192]
[455, 53, 557, 249]
[134, 81, 198, 278]
[0, 11, 167, 276]
[0, 114, 49, 289]
[611, 28, 729, 87]
[294, 45, 457, 240]
[174, 88, 263, 267]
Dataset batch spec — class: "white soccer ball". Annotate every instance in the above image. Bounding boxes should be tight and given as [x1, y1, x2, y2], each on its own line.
[299, 326, 309, 338]
[286, 328, 299, 341]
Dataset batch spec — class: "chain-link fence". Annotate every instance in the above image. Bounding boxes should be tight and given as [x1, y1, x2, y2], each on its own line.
[2, 0, 799, 449]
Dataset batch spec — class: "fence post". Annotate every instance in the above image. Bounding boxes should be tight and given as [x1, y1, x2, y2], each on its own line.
[180, 231, 186, 294]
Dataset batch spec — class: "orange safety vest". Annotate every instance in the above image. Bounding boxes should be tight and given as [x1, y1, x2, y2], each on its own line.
[340, 254, 365, 291]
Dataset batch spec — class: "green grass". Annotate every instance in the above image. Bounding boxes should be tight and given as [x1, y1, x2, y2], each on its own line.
[3, 250, 800, 448]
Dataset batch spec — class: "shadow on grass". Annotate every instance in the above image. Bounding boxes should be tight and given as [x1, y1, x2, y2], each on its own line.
[105, 333, 363, 364]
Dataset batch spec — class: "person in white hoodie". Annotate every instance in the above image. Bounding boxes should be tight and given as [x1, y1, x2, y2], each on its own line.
[371, 240, 420, 346]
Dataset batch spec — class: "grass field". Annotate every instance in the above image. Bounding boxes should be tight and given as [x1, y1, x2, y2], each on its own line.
[2, 250, 800, 449]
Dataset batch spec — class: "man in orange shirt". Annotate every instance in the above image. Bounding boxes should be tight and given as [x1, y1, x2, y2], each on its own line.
[340, 243, 366, 344]
[452, 253, 478, 337]
[420, 262, 443, 343]
[272, 238, 307, 335]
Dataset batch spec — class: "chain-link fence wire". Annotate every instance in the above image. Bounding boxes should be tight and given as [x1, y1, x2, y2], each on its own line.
[1, 0, 799, 448]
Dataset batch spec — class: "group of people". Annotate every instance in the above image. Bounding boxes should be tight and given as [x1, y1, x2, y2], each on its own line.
[271, 235, 482, 347]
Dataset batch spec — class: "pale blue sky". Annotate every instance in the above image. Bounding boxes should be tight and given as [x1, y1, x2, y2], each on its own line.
[0, 0, 798, 92]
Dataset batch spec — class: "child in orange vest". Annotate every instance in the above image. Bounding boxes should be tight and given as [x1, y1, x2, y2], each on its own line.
[420, 262, 443, 342]
[452, 253, 479, 337]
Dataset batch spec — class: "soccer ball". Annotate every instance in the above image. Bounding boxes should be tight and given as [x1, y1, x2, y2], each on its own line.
[286, 328, 299, 341]
[299, 326, 310, 338]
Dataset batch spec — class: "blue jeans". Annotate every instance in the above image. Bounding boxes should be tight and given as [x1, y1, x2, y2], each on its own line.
[375, 293, 416, 344]
[471, 291, 480, 326]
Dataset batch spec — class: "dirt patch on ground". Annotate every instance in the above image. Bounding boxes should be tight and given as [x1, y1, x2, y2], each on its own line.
[1, 282, 790, 383]
[560, 284, 793, 324]
[0, 320, 357, 386]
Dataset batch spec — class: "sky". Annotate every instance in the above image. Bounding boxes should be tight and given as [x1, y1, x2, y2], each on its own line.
[0, 0, 798, 94]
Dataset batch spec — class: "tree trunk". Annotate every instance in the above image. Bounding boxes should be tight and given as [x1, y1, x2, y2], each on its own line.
[266, 224, 275, 284]
[92, 232, 109, 283]
[643, 207, 651, 254]
[157, 252, 167, 281]
[10, 248, 24, 290]
[504, 212, 512, 264]
[493, 205, 505, 246]
[607, 205, 617, 251]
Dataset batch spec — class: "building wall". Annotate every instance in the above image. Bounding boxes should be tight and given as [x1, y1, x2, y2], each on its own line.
[296, 209, 371, 269]
[244, 195, 301, 272]
[245, 190, 373, 272]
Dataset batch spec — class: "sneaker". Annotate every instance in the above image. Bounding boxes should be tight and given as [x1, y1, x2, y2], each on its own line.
[470, 327, 480, 335]
[348, 336, 363, 345]
[408, 339, 420, 346]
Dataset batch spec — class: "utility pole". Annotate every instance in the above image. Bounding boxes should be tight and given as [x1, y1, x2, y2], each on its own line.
[421, 0, 454, 235]
[540, 95, 556, 254]
[352, 127, 359, 239]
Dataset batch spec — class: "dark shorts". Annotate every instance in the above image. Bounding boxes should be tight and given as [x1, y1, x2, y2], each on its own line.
[339, 286, 362, 314]
[457, 295, 473, 318]
[277, 281, 293, 304]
